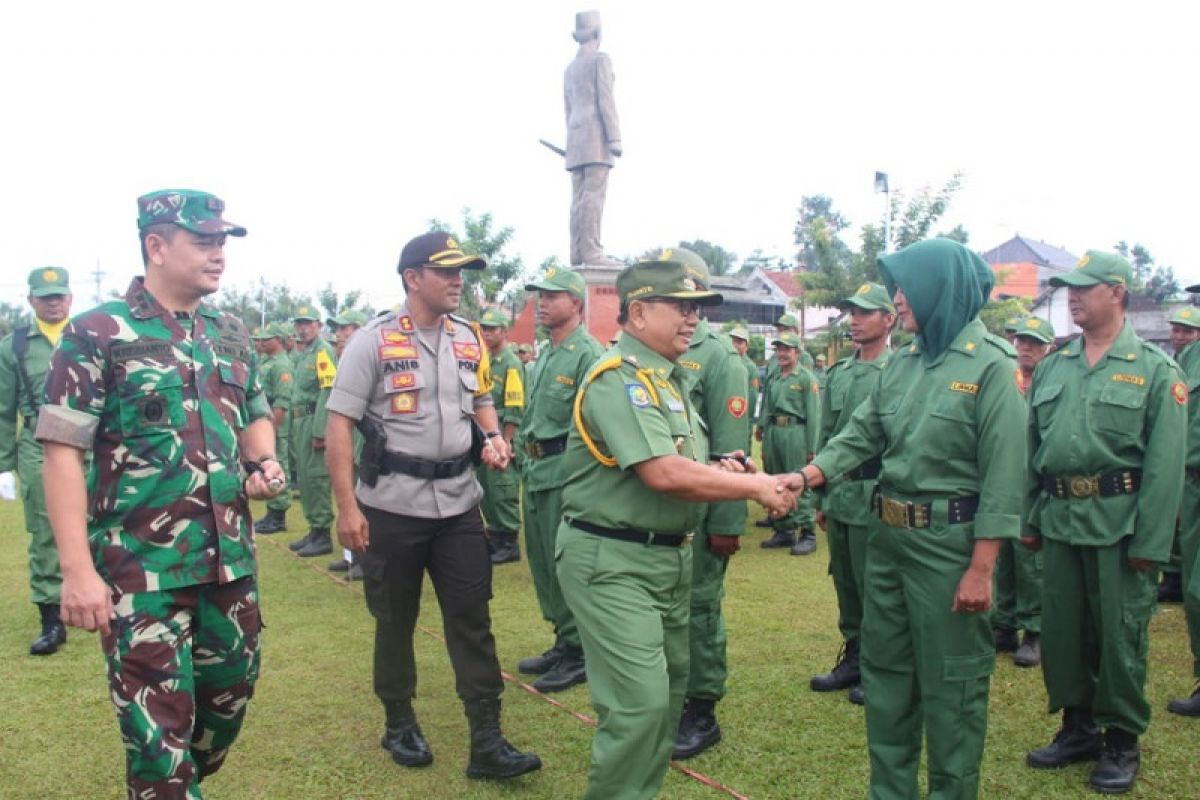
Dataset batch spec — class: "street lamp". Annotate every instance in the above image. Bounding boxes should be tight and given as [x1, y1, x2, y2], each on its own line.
[874, 171, 890, 253]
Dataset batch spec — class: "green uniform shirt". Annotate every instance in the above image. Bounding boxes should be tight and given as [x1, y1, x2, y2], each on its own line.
[258, 351, 293, 414]
[291, 335, 337, 437]
[560, 333, 708, 534]
[818, 347, 892, 526]
[489, 344, 526, 429]
[1027, 322, 1186, 561]
[757, 362, 821, 457]
[741, 354, 760, 425]
[518, 323, 604, 493]
[677, 319, 750, 537]
[0, 323, 53, 471]
[812, 319, 1026, 540]
[1177, 339, 1200, 470]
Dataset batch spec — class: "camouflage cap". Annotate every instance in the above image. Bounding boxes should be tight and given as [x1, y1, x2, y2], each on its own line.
[1014, 316, 1056, 343]
[28, 266, 71, 297]
[1049, 250, 1133, 288]
[137, 189, 246, 236]
[728, 325, 750, 341]
[654, 247, 711, 288]
[328, 308, 369, 327]
[838, 282, 895, 313]
[771, 331, 802, 349]
[616, 260, 723, 307]
[525, 265, 587, 299]
[293, 304, 322, 322]
[776, 313, 799, 329]
[478, 308, 511, 328]
[398, 232, 486, 271]
[1170, 307, 1200, 330]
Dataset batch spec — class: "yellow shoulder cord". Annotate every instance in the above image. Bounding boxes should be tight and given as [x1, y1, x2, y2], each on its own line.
[469, 321, 493, 396]
[573, 356, 623, 468]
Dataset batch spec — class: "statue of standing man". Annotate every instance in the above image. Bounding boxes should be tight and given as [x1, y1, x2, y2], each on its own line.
[564, 10, 622, 266]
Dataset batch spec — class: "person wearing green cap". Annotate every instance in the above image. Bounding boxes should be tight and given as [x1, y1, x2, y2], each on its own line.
[323, 309, 369, 578]
[251, 324, 295, 535]
[1170, 288, 1200, 718]
[1021, 250, 1185, 794]
[1158, 307, 1200, 605]
[753, 311, 800, 528]
[809, 282, 895, 706]
[557, 256, 794, 800]
[756, 331, 821, 554]
[728, 326, 759, 451]
[288, 304, 338, 557]
[0, 266, 73, 655]
[1003, 315, 1027, 344]
[477, 308, 526, 565]
[513, 266, 605, 692]
[37, 190, 284, 797]
[788, 238, 1028, 800]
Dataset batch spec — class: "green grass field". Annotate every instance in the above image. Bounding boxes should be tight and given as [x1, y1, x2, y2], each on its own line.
[1, 495, 1197, 799]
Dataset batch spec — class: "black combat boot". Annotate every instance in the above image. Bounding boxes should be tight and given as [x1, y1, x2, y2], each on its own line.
[297, 528, 332, 557]
[1167, 683, 1200, 717]
[1026, 707, 1104, 768]
[761, 528, 796, 549]
[253, 509, 287, 534]
[848, 684, 865, 706]
[380, 702, 433, 767]
[790, 528, 818, 556]
[673, 697, 722, 759]
[490, 532, 521, 565]
[754, 518, 775, 529]
[1013, 632, 1041, 668]
[30, 603, 67, 656]
[518, 638, 564, 675]
[810, 640, 861, 692]
[1157, 571, 1183, 603]
[1089, 728, 1140, 794]
[463, 697, 542, 779]
[993, 626, 1019, 653]
[327, 558, 350, 572]
[532, 644, 587, 693]
[288, 529, 315, 552]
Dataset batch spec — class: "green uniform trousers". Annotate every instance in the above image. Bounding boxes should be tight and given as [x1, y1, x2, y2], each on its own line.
[826, 515, 867, 646]
[861, 519, 994, 800]
[1041, 537, 1157, 735]
[1183, 479, 1200, 677]
[103, 576, 261, 799]
[477, 462, 521, 535]
[290, 413, 333, 529]
[763, 424, 815, 530]
[992, 539, 1042, 634]
[686, 526, 730, 700]
[17, 436, 61, 605]
[523, 484, 579, 646]
[557, 522, 692, 800]
[265, 428, 291, 513]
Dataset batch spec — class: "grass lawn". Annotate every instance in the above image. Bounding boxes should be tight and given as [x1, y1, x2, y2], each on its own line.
[1, 495, 1197, 799]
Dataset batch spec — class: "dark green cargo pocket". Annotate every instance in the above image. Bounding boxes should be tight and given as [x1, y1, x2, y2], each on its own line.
[943, 651, 995, 681]
[360, 552, 391, 623]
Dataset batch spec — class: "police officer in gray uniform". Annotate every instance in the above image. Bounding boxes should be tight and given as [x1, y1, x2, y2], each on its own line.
[324, 232, 540, 780]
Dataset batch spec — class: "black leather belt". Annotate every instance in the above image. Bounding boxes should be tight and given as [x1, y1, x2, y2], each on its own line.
[381, 450, 472, 480]
[22, 414, 37, 429]
[1041, 470, 1141, 499]
[845, 459, 881, 481]
[524, 435, 568, 459]
[565, 516, 692, 547]
[292, 402, 317, 417]
[871, 487, 980, 529]
[768, 414, 805, 427]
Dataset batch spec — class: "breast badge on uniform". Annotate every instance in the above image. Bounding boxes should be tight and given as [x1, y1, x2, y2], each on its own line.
[727, 396, 748, 418]
[382, 330, 410, 345]
[453, 342, 481, 360]
[389, 373, 417, 391]
[380, 344, 418, 360]
[949, 381, 979, 395]
[627, 383, 652, 408]
[1173, 381, 1189, 405]
[391, 393, 418, 414]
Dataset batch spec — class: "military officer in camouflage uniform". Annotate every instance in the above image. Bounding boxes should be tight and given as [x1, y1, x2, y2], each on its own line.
[728, 326, 760, 446]
[514, 267, 605, 693]
[288, 304, 337, 557]
[1025, 252, 1186, 794]
[809, 283, 894, 706]
[1170, 286, 1200, 717]
[37, 190, 284, 798]
[252, 322, 294, 534]
[557, 257, 794, 800]
[325, 231, 540, 780]
[0, 267, 73, 655]
[476, 308, 525, 565]
[756, 331, 821, 554]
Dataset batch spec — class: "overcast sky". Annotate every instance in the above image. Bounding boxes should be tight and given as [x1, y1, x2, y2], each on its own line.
[1, 1, 1193, 310]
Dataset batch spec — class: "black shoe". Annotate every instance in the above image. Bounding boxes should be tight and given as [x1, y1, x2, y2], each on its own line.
[848, 684, 865, 706]
[1167, 683, 1200, 717]
[754, 519, 775, 529]
[761, 528, 796, 549]
[347, 562, 364, 582]
[328, 558, 350, 572]
[993, 626, 1019, 653]
[381, 706, 433, 767]
[811, 640, 861, 692]
[288, 529, 315, 552]
[30, 603, 67, 656]
[1026, 708, 1103, 769]
[533, 645, 587, 693]
[1158, 572, 1184, 603]
[463, 698, 542, 779]
[518, 638, 564, 675]
[254, 509, 287, 534]
[297, 528, 332, 557]
[1089, 729, 1139, 794]
[490, 532, 521, 565]
[790, 529, 817, 556]
[673, 697, 722, 760]
[1013, 632, 1041, 668]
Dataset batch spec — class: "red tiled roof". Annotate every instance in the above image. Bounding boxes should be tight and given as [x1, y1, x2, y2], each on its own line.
[990, 261, 1039, 300]
[764, 270, 805, 298]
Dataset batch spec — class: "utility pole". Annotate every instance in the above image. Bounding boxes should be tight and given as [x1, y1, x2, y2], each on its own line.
[92, 260, 106, 305]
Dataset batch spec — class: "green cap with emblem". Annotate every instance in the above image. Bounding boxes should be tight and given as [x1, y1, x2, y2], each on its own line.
[1170, 307, 1200, 330]
[728, 325, 750, 341]
[137, 189, 247, 236]
[525, 266, 587, 299]
[838, 282, 895, 313]
[1014, 316, 1056, 343]
[292, 304, 322, 322]
[28, 266, 71, 297]
[771, 331, 802, 348]
[1049, 250, 1133, 288]
[656, 247, 711, 288]
[776, 313, 799, 329]
[250, 325, 270, 340]
[478, 308, 511, 328]
[616, 258, 723, 307]
[328, 308, 368, 327]
[1003, 315, 1026, 333]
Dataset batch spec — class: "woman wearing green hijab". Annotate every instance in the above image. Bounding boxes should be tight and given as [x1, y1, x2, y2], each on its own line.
[790, 238, 1028, 799]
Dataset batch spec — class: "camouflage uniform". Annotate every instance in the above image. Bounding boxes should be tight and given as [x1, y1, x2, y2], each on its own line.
[35, 191, 267, 798]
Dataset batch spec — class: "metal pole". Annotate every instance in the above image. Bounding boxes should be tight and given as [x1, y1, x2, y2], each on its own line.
[883, 186, 891, 254]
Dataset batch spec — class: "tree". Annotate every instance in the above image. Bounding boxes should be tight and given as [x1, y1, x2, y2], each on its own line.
[429, 209, 525, 315]
[890, 172, 963, 250]
[211, 282, 317, 331]
[1114, 240, 1180, 305]
[979, 296, 1032, 337]
[677, 240, 737, 277]
[316, 285, 373, 321]
[938, 224, 970, 244]
[0, 302, 30, 339]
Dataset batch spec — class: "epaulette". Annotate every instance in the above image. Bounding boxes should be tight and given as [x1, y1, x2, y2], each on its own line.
[983, 334, 1017, 357]
[361, 310, 393, 333]
[1141, 340, 1174, 363]
[447, 312, 471, 325]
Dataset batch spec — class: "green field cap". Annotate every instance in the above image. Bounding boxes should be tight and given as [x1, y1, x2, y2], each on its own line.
[1049, 251, 1133, 288]
[1014, 316, 1056, 343]
[525, 266, 587, 299]
[838, 282, 895, 313]
[28, 266, 70, 297]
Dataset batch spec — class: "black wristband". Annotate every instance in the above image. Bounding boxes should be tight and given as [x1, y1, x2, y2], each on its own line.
[485, 431, 502, 439]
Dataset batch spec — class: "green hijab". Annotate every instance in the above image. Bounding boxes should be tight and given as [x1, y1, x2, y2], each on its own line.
[878, 239, 994, 362]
